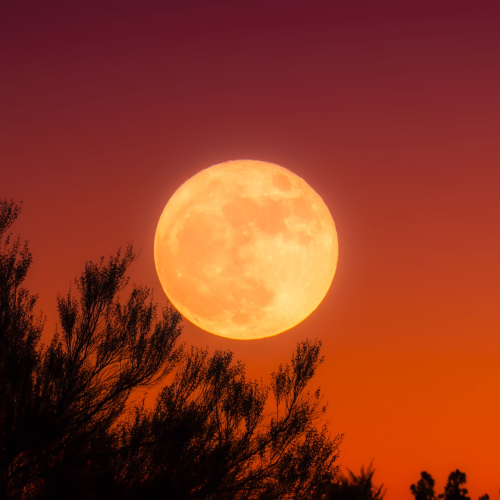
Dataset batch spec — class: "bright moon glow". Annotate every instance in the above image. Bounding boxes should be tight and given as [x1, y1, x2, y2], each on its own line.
[154, 160, 338, 340]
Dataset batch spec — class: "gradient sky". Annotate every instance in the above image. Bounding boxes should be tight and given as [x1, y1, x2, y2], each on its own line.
[2, 1, 500, 498]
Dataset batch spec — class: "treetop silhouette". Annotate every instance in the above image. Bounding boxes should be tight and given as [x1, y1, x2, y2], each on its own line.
[324, 462, 386, 500]
[411, 471, 436, 500]
[438, 470, 470, 500]
[410, 469, 494, 500]
[0, 198, 342, 500]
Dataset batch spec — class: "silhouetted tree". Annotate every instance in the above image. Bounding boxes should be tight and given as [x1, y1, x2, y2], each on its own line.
[411, 470, 492, 500]
[324, 462, 386, 500]
[411, 471, 436, 500]
[0, 200, 45, 498]
[0, 199, 342, 500]
[111, 339, 342, 500]
[0, 199, 184, 498]
[438, 470, 470, 500]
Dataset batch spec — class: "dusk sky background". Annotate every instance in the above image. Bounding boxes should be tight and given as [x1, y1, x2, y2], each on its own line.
[2, 0, 500, 498]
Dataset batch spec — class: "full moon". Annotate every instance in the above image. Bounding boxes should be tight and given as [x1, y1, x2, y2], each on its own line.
[154, 160, 338, 340]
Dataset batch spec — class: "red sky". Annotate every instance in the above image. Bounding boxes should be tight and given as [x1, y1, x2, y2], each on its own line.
[2, 0, 500, 498]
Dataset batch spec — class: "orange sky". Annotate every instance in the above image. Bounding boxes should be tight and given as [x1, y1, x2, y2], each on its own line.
[2, 1, 500, 498]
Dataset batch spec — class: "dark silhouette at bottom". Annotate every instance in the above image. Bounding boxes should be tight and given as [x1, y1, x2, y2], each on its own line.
[0, 199, 342, 500]
[324, 462, 386, 499]
[411, 469, 492, 500]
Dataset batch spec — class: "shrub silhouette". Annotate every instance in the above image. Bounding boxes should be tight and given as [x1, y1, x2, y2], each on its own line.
[324, 462, 386, 499]
[438, 470, 470, 500]
[0, 199, 342, 499]
[411, 470, 493, 500]
[411, 471, 436, 500]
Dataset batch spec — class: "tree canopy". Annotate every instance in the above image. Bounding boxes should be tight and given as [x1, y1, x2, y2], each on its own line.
[410, 470, 494, 500]
[324, 462, 386, 500]
[0, 199, 342, 500]
[438, 470, 470, 500]
[411, 471, 436, 500]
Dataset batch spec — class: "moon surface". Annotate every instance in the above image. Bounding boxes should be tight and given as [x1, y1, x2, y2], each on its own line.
[154, 160, 338, 340]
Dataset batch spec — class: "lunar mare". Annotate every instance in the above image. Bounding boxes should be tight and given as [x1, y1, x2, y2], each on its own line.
[154, 160, 338, 340]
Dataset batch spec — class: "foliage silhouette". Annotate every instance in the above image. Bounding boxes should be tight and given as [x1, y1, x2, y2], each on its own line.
[411, 471, 436, 500]
[410, 470, 494, 500]
[0, 200, 45, 497]
[0, 199, 342, 500]
[323, 462, 386, 500]
[112, 340, 341, 500]
[0, 199, 183, 498]
[438, 470, 470, 500]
